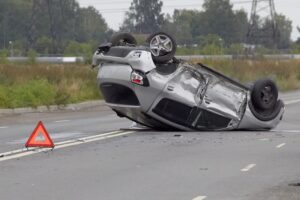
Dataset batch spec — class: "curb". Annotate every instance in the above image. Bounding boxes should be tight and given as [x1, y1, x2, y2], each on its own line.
[0, 100, 107, 115]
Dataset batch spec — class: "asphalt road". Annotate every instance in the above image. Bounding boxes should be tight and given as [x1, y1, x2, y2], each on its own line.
[1, 91, 300, 200]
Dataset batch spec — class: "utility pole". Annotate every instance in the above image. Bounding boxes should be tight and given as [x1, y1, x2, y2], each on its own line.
[247, 0, 278, 47]
[9, 41, 13, 57]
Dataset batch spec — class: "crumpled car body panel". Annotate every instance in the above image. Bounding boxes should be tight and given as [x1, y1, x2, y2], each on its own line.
[95, 49, 284, 131]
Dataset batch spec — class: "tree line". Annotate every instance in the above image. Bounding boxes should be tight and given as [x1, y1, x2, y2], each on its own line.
[122, 0, 295, 50]
[0, 0, 299, 56]
[0, 0, 110, 56]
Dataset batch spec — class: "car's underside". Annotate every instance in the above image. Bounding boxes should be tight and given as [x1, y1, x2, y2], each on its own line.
[93, 32, 284, 131]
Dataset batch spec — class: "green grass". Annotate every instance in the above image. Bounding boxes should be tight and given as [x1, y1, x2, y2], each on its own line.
[1, 59, 300, 108]
[190, 59, 300, 91]
[0, 63, 100, 108]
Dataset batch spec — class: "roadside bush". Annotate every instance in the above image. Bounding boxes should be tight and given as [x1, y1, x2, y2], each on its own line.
[133, 34, 147, 45]
[7, 79, 56, 108]
[0, 63, 100, 108]
[291, 44, 300, 54]
[0, 49, 8, 64]
[0, 85, 9, 107]
[64, 41, 93, 64]
[199, 44, 224, 55]
[191, 59, 300, 91]
[226, 43, 245, 55]
[1, 59, 299, 109]
[27, 49, 37, 65]
[36, 36, 52, 55]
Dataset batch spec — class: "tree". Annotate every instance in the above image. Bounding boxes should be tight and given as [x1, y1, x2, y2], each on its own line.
[120, 0, 164, 34]
[274, 14, 292, 49]
[255, 14, 292, 48]
[162, 0, 248, 46]
[0, 0, 32, 49]
[75, 6, 108, 43]
[165, 9, 200, 45]
[296, 26, 300, 44]
[234, 10, 249, 43]
[44, 0, 80, 53]
[0, 0, 110, 54]
[196, 0, 248, 45]
[36, 36, 52, 54]
[197, 34, 224, 55]
[196, 34, 223, 47]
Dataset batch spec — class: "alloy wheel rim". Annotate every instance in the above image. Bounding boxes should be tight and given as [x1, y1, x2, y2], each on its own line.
[150, 34, 173, 56]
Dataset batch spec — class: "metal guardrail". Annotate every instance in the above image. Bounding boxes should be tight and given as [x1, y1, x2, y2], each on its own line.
[177, 54, 300, 60]
[6, 54, 300, 64]
[7, 57, 84, 63]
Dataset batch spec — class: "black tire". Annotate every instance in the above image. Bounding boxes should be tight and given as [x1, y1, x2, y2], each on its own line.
[251, 79, 278, 110]
[245, 82, 254, 90]
[146, 32, 177, 64]
[110, 32, 137, 46]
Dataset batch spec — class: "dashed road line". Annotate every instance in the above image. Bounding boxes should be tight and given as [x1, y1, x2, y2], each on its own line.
[192, 196, 207, 200]
[0, 126, 8, 129]
[271, 130, 300, 133]
[54, 120, 71, 123]
[259, 138, 270, 141]
[241, 164, 256, 172]
[0, 130, 134, 162]
[276, 143, 286, 149]
[285, 99, 300, 105]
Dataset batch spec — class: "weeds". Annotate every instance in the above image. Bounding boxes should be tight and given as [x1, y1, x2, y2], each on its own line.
[0, 59, 299, 108]
[191, 59, 300, 91]
[0, 50, 8, 64]
[0, 63, 100, 108]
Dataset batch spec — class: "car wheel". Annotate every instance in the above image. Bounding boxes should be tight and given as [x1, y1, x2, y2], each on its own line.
[251, 79, 278, 110]
[146, 32, 177, 64]
[245, 82, 254, 90]
[110, 32, 137, 46]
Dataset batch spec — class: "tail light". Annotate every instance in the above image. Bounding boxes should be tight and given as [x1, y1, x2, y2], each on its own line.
[131, 70, 149, 86]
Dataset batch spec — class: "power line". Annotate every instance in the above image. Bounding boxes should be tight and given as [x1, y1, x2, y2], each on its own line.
[79, 0, 255, 3]
[80, 0, 254, 7]
[80, 0, 256, 14]
[82, 4, 203, 13]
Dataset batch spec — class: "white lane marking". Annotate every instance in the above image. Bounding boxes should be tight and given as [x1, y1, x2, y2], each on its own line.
[285, 99, 300, 105]
[54, 131, 133, 148]
[241, 164, 256, 172]
[276, 143, 286, 148]
[0, 148, 26, 157]
[0, 126, 8, 129]
[192, 196, 207, 200]
[271, 130, 300, 133]
[54, 120, 71, 123]
[7, 132, 85, 144]
[0, 150, 40, 162]
[259, 138, 270, 141]
[0, 130, 134, 162]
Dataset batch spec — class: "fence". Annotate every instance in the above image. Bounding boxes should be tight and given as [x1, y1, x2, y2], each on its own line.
[6, 54, 300, 64]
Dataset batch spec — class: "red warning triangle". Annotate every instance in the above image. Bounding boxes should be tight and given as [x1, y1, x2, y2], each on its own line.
[25, 121, 54, 148]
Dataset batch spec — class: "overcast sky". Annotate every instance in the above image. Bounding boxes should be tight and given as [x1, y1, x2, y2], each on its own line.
[77, 0, 300, 40]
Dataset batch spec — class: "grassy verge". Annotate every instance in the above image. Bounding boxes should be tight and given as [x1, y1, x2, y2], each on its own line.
[0, 63, 100, 108]
[190, 59, 300, 91]
[0, 59, 300, 108]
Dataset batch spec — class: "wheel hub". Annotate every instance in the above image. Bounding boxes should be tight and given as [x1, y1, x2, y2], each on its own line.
[150, 34, 173, 56]
[261, 86, 274, 104]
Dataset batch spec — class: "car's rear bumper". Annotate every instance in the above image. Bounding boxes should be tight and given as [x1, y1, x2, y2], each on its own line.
[238, 100, 285, 130]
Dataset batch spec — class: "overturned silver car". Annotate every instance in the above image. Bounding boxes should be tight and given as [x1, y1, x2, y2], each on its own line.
[92, 32, 284, 131]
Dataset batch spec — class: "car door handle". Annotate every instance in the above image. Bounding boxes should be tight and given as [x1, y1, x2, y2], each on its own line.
[167, 85, 175, 91]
